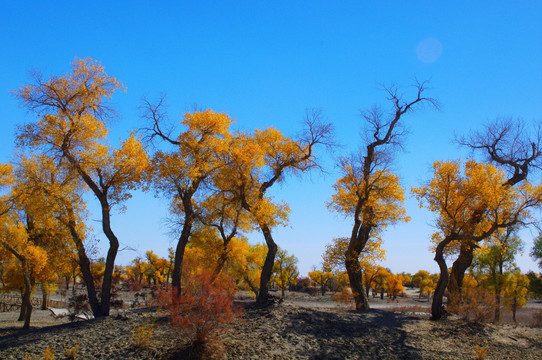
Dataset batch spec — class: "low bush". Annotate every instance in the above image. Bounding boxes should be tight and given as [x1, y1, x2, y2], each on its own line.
[457, 287, 496, 323]
[63, 344, 79, 359]
[475, 344, 488, 360]
[155, 271, 241, 358]
[532, 309, 542, 327]
[25, 346, 55, 360]
[132, 318, 155, 349]
[331, 286, 354, 305]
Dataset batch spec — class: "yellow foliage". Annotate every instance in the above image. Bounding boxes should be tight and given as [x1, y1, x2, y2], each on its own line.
[0, 163, 14, 188]
[16, 58, 149, 214]
[44, 346, 56, 360]
[24, 347, 56, 360]
[413, 160, 542, 252]
[476, 344, 488, 360]
[308, 270, 334, 286]
[63, 344, 79, 359]
[329, 167, 409, 228]
[17, 58, 121, 151]
[132, 319, 155, 349]
[503, 270, 530, 311]
[387, 274, 405, 297]
[419, 278, 435, 298]
[322, 237, 385, 272]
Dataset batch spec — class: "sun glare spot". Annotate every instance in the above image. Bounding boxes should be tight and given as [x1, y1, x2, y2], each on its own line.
[416, 37, 443, 63]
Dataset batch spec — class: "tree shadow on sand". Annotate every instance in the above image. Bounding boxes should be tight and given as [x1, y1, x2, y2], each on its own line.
[280, 307, 423, 359]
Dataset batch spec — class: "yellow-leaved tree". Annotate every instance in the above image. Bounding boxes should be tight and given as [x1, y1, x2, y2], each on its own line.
[141, 102, 233, 294]
[503, 270, 530, 322]
[272, 248, 299, 298]
[1, 159, 82, 329]
[328, 82, 437, 310]
[207, 110, 333, 304]
[15, 58, 149, 317]
[308, 270, 334, 296]
[413, 159, 542, 320]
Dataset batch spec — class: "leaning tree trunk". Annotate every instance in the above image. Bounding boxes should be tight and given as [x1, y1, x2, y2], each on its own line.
[244, 275, 259, 299]
[66, 211, 102, 317]
[432, 236, 453, 320]
[345, 222, 371, 311]
[447, 244, 474, 312]
[211, 244, 230, 283]
[171, 212, 194, 296]
[256, 224, 278, 304]
[171, 185, 200, 296]
[345, 254, 370, 310]
[99, 202, 120, 317]
[345, 240, 370, 310]
[1, 241, 33, 329]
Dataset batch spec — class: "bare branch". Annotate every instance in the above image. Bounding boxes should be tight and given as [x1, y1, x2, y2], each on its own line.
[458, 117, 542, 186]
[138, 94, 180, 146]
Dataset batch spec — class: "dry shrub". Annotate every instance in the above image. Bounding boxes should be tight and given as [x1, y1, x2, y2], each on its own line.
[457, 287, 496, 322]
[132, 318, 155, 349]
[43, 346, 55, 360]
[532, 309, 542, 327]
[475, 344, 488, 360]
[156, 271, 241, 358]
[331, 287, 354, 305]
[63, 344, 79, 359]
[25, 346, 56, 360]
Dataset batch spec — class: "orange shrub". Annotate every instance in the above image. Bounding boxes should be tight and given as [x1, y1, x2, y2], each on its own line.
[156, 271, 241, 344]
[457, 287, 496, 322]
[332, 286, 354, 306]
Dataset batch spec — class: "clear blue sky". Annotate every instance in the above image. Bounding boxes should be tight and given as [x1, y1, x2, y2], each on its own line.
[1, 1, 541, 276]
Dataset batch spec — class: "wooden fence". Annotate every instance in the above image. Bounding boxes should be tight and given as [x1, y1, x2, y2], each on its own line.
[0, 294, 68, 312]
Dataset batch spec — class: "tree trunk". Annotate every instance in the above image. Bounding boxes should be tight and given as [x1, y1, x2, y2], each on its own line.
[171, 220, 192, 296]
[18, 288, 26, 322]
[448, 244, 474, 312]
[20, 262, 32, 329]
[363, 272, 371, 297]
[66, 213, 102, 317]
[41, 282, 48, 310]
[1, 241, 33, 329]
[495, 293, 501, 322]
[244, 275, 259, 299]
[345, 247, 370, 310]
[256, 224, 278, 304]
[171, 188, 198, 295]
[99, 201, 119, 317]
[211, 245, 229, 283]
[495, 262, 503, 322]
[345, 222, 371, 311]
[432, 237, 453, 320]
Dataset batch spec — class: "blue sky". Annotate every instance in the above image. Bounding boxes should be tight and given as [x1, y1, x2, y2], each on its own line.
[1, 1, 541, 276]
